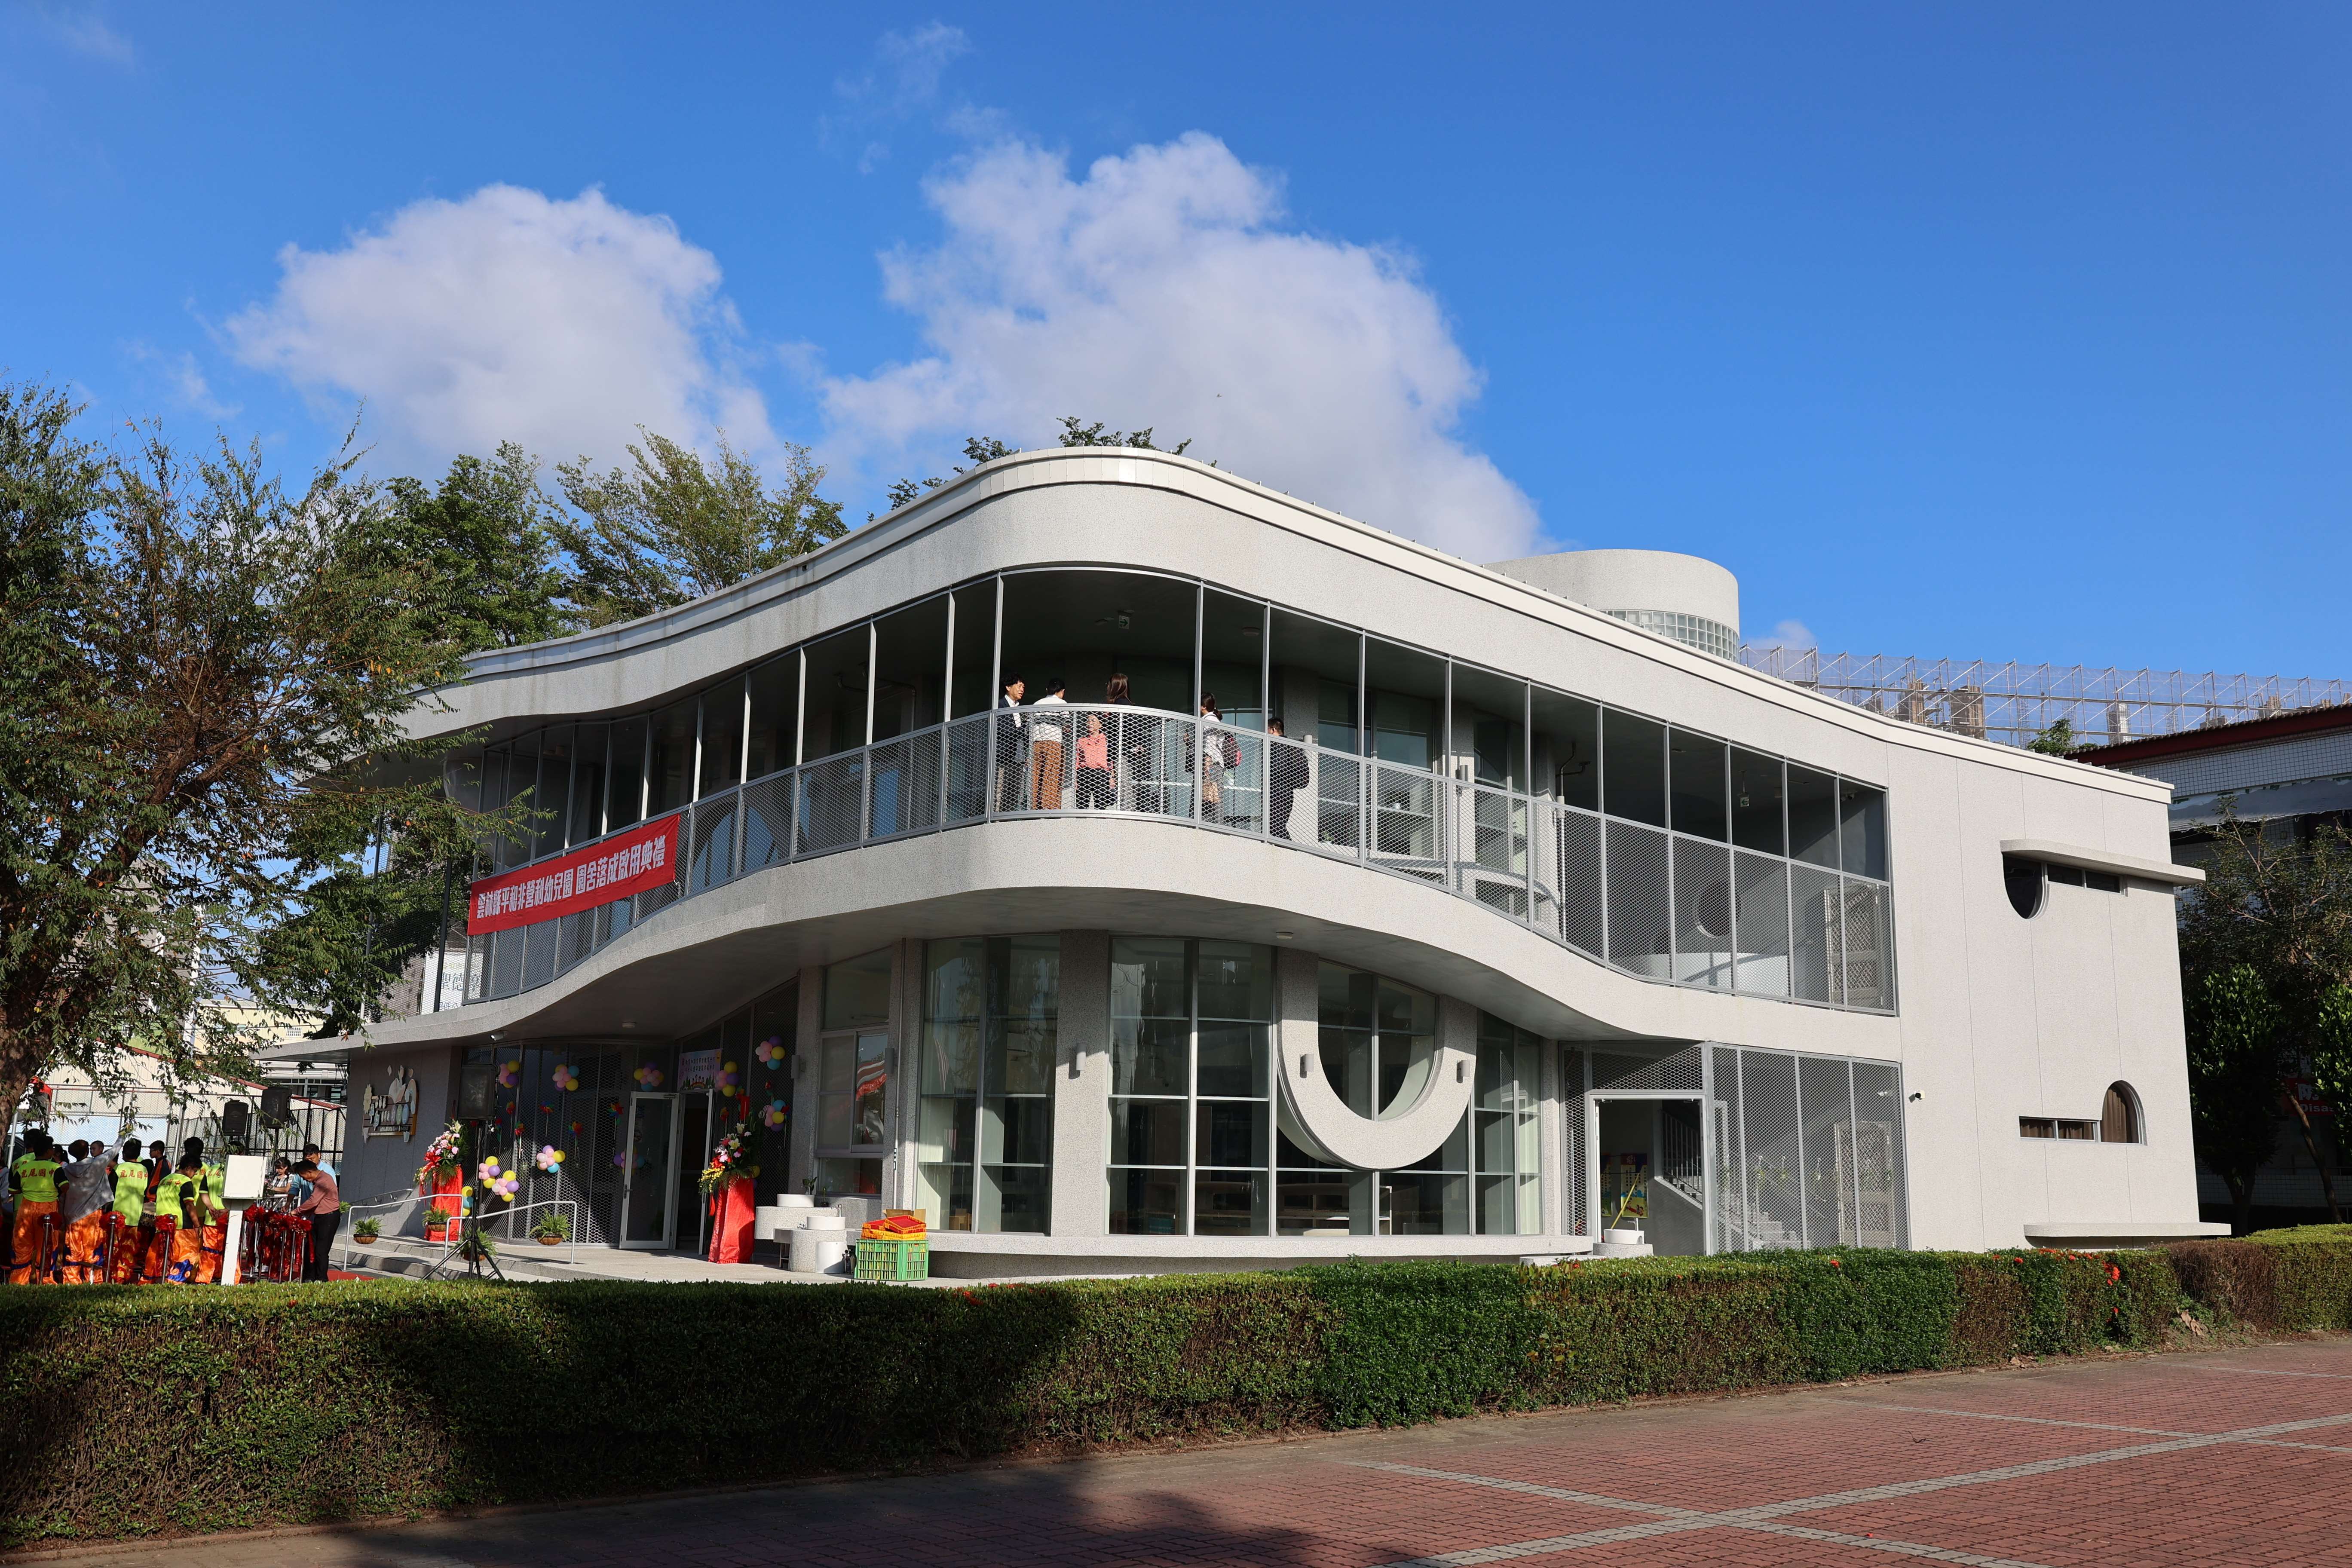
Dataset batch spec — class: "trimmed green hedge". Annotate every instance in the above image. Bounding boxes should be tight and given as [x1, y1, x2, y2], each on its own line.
[0, 1240, 2343, 1546]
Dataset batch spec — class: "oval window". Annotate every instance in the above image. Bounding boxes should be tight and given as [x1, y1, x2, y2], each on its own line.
[2003, 856, 2045, 919]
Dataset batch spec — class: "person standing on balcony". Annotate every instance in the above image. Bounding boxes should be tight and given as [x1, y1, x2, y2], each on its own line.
[1029, 678, 1069, 811]
[1267, 716, 1311, 841]
[994, 674, 1028, 811]
[1106, 673, 1148, 811]
[1075, 712, 1114, 808]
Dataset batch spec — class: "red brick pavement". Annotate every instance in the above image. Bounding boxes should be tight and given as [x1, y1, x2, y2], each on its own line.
[23, 1339, 2352, 1568]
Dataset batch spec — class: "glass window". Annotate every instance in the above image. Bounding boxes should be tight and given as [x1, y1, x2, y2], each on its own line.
[947, 584, 995, 720]
[1730, 748, 1784, 856]
[919, 935, 1057, 1235]
[1532, 688, 1599, 812]
[507, 730, 542, 867]
[745, 658, 796, 780]
[1452, 664, 1528, 790]
[1315, 963, 1436, 1118]
[534, 726, 573, 859]
[479, 744, 514, 871]
[1668, 731, 1727, 842]
[1109, 937, 1273, 1235]
[646, 699, 696, 816]
[1202, 591, 1265, 732]
[1270, 609, 1359, 752]
[1294, 962, 1466, 1237]
[873, 597, 948, 742]
[1001, 570, 1197, 715]
[823, 949, 892, 1030]
[1602, 710, 1666, 827]
[1839, 781, 1888, 879]
[698, 677, 744, 797]
[818, 949, 893, 1167]
[1787, 765, 1839, 868]
[747, 982, 796, 1206]
[608, 716, 647, 830]
[569, 723, 608, 846]
[802, 626, 871, 762]
[1365, 639, 1444, 769]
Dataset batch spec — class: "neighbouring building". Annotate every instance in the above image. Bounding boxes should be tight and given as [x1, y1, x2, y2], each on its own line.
[273, 448, 2222, 1271]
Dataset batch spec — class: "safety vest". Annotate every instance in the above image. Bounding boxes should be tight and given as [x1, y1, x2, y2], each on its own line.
[111, 1161, 147, 1226]
[151, 1171, 194, 1227]
[11, 1155, 61, 1204]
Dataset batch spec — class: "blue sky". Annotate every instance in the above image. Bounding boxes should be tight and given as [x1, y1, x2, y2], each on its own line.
[4, 4, 2346, 675]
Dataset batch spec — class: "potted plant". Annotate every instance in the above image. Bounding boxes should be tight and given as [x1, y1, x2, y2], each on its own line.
[423, 1202, 458, 1243]
[352, 1216, 381, 1245]
[530, 1209, 572, 1246]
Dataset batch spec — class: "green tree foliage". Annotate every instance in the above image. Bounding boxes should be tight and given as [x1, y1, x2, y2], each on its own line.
[875, 419, 1209, 518]
[2179, 805, 2352, 1223]
[2312, 984, 2352, 1128]
[552, 430, 845, 627]
[2183, 965, 2284, 1233]
[375, 443, 571, 654]
[0, 382, 502, 1115]
[2025, 718, 2082, 756]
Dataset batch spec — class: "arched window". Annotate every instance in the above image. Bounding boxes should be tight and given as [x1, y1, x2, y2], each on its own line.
[2003, 856, 2045, 919]
[2101, 1082, 2141, 1144]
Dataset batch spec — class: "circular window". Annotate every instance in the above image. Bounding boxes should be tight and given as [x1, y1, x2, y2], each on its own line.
[2003, 856, 2045, 919]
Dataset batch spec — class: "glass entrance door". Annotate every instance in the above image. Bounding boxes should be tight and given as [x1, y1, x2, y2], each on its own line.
[622, 1093, 681, 1249]
[1585, 1094, 1713, 1256]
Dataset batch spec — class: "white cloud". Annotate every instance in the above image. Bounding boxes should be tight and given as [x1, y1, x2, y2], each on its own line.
[825, 23, 974, 173]
[123, 340, 239, 420]
[1752, 618, 1817, 651]
[226, 184, 774, 470]
[822, 134, 1540, 561]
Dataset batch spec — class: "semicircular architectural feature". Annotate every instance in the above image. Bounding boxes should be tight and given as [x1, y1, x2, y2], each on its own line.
[1277, 1029, 1476, 1170]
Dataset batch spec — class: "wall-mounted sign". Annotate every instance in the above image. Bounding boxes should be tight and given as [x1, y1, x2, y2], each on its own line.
[677, 1049, 721, 1093]
[362, 1064, 420, 1141]
[466, 814, 682, 936]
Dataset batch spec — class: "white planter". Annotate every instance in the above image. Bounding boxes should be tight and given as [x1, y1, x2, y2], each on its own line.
[1602, 1228, 1644, 1244]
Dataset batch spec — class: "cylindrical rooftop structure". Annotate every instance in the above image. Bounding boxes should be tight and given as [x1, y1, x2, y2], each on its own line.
[1485, 548, 1741, 661]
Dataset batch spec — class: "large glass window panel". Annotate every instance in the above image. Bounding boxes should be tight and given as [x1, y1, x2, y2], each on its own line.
[1730, 749, 1785, 856]
[533, 727, 572, 859]
[1201, 591, 1265, 731]
[1197, 940, 1273, 1022]
[568, 723, 608, 846]
[747, 983, 796, 1206]
[646, 700, 696, 816]
[922, 934, 1056, 1234]
[608, 717, 647, 829]
[824, 948, 892, 1030]
[506, 731, 542, 866]
[698, 677, 744, 796]
[1668, 731, 1728, 842]
[1733, 851, 1792, 997]
[1000, 570, 1197, 714]
[947, 585, 995, 720]
[1111, 1018, 1190, 1096]
[1788, 765, 1840, 868]
[745, 658, 796, 780]
[1840, 781, 1889, 880]
[1112, 936, 1188, 1019]
[479, 745, 514, 870]
[1532, 689, 1600, 812]
[801, 627, 871, 761]
[1453, 664, 1528, 789]
[1365, 639, 1444, 769]
[1110, 1100, 1187, 1166]
[1603, 711, 1667, 827]
[1270, 609, 1360, 752]
[1473, 1017, 1542, 1237]
[873, 597, 948, 742]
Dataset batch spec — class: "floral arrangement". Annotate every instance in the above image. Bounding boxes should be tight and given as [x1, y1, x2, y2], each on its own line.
[754, 1036, 786, 1069]
[478, 1155, 521, 1203]
[697, 1125, 760, 1193]
[496, 1058, 521, 1087]
[533, 1144, 566, 1174]
[416, 1122, 463, 1189]
[760, 1097, 788, 1130]
[553, 1063, 580, 1091]
[633, 1063, 664, 1089]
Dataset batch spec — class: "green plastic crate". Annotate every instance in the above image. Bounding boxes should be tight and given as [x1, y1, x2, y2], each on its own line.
[854, 1236, 929, 1282]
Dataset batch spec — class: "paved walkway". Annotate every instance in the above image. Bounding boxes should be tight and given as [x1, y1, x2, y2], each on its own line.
[26, 1340, 2352, 1567]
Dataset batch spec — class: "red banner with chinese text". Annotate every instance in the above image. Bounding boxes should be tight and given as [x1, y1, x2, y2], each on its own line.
[466, 814, 682, 935]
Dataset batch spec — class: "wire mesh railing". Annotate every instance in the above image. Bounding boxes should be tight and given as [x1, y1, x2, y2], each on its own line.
[456, 705, 1897, 1017]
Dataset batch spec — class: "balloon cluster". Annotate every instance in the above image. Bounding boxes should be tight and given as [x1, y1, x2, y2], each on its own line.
[552, 1063, 580, 1091]
[477, 1156, 521, 1202]
[533, 1144, 566, 1174]
[496, 1059, 521, 1088]
[754, 1037, 786, 1068]
[717, 1060, 741, 1091]
[633, 1064, 664, 1089]
[761, 1098, 788, 1130]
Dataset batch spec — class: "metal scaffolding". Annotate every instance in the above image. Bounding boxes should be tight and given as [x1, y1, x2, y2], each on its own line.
[1738, 647, 2352, 750]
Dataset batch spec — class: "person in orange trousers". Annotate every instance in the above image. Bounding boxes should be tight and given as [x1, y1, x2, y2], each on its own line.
[107, 1139, 149, 1283]
[56, 1139, 114, 1284]
[186, 1143, 227, 1284]
[8, 1132, 63, 1285]
[150, 1158, 202, 1283]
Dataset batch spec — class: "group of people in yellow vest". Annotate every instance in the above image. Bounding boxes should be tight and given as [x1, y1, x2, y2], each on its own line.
[6, 1130, 230, 1285]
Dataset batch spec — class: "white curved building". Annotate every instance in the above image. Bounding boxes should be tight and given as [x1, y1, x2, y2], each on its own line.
[313, 449, 2221, 1272]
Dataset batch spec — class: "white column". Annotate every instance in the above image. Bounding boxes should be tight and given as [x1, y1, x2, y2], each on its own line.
[1050, 929, 1110, 1237]
[1537, 1038, 1565, 1237]
[788, 966, 823, 1197]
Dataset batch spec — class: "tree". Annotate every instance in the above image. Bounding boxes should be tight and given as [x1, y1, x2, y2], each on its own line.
[551, 431, 845, 627]
[2183, 965, 2284, 1234]
[874, 420, 1209, 519]
[2178, 804, 2352, 1225]
[1054, 415, 1191, 454]
[376, 443, 571, 653]
[2026, 718, 2082, 756]
[0, 382, 496, 1118]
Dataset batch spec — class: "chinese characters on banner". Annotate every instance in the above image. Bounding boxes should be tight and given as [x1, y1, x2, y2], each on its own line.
[466, 814, 683, 936]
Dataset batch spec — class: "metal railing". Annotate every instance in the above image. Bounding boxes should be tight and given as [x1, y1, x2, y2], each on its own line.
[457, 705, 1897, 1015]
